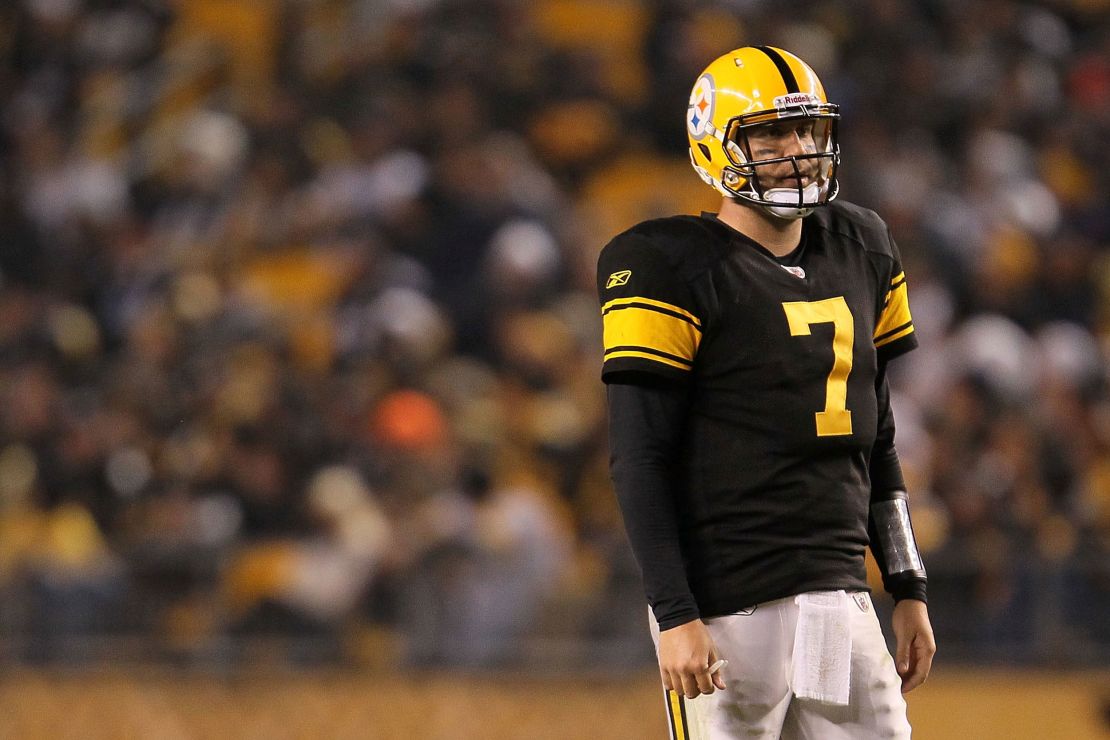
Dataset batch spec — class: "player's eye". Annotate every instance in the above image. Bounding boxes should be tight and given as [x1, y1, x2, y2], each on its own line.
[748, 125, 786, 141]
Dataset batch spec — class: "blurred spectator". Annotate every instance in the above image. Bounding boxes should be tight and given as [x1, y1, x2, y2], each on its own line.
[1, 0, 1109, 669]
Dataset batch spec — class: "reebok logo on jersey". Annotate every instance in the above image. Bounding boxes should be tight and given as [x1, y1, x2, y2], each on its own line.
[606, 270, 632, 288]
[781, 265, 806, 279]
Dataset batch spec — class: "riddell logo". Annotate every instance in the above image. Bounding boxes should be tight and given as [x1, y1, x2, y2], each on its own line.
[773, 93, 819, 108]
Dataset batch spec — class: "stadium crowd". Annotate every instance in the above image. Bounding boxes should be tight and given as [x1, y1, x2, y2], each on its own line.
[0, 0, 1108, 668]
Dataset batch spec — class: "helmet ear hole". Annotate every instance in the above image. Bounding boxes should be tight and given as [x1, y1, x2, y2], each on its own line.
[697, 143, 713, 161]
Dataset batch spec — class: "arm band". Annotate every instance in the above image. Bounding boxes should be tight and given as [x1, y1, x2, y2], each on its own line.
[870, 494, 926, 579]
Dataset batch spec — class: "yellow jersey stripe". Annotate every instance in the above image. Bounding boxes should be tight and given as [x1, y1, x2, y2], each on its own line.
[874, 320, 912, 344]
[603, 350, 692, 372]
[605, 343, 692, 364]
[874, 280, 912, 340]
[601, 296, 701, 328]
[603, 305, 701, 363]
[875, 323, 915, 348]
[891, 271, 905, 285]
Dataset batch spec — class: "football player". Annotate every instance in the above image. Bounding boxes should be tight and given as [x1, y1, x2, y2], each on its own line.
[599, 46, 935, 739]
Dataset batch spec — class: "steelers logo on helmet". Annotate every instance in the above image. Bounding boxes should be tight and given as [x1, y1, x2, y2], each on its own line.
[687, 74, 715, 141]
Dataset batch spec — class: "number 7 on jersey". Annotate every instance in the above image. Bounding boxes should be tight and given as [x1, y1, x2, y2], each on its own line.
[782, 296, 854, 437]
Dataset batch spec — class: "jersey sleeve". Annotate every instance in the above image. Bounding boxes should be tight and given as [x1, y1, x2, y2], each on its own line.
[873, 230, 918, 362]
[597, 233, 704, 383]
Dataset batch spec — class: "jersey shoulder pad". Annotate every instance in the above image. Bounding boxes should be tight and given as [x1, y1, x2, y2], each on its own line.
[601, 215, 722, 279]
[812, 200, 895, 258]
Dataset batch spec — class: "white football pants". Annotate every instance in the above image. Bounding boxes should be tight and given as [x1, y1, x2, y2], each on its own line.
[649, 592, 912, 739]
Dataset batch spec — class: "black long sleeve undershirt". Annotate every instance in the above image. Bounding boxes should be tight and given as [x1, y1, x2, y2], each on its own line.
[868, 361, 928, 603]
[607, 377, 699, 630]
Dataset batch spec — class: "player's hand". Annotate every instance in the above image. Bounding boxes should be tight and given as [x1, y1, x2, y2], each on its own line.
[657, 619, 726, 699]
[891, 599, 935, 693]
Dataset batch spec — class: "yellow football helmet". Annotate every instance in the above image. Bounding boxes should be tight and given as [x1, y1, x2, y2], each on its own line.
[687, 46, 840, 219]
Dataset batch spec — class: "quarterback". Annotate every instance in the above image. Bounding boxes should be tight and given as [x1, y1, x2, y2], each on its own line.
[599, 46, 935, 738]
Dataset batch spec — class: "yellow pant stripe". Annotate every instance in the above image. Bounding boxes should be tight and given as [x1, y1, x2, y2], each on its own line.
[668, 690, 687, 740]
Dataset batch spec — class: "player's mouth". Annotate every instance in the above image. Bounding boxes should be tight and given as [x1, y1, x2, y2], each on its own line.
[761, 170, 818, 191]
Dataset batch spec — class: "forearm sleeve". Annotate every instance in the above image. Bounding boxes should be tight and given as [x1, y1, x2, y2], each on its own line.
[868, 362, 928, 603]
[607, 379, 699, 630]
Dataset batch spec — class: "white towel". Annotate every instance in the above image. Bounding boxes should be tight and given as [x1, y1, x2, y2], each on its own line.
[791, 591, 853, 705]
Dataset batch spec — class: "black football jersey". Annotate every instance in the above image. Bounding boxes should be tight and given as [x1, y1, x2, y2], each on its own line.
[598, 201, 917, 617]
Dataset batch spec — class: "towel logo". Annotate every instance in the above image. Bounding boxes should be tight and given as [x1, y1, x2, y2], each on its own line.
[606, 270, 632, 288]
[851, 592, 869, 612]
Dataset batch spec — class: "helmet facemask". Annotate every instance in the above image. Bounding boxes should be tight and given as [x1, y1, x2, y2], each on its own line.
[721, 104, 841, 219]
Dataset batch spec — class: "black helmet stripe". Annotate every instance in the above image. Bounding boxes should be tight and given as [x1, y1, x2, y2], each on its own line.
[755, 46, 800, 93]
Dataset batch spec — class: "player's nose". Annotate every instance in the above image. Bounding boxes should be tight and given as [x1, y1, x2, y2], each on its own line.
[782, 130, 814, 157]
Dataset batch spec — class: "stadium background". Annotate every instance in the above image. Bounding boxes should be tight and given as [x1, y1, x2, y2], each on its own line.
[0, 0, 1107, 737]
